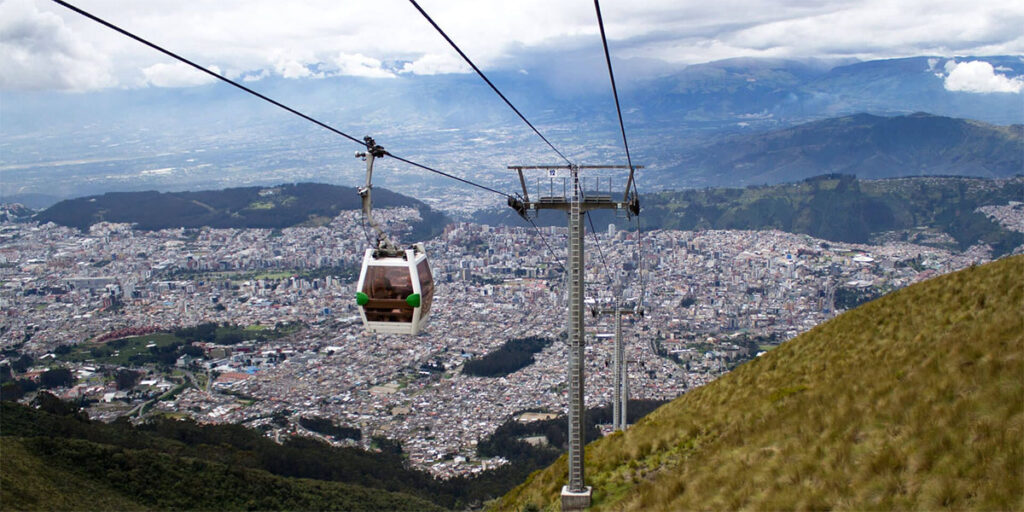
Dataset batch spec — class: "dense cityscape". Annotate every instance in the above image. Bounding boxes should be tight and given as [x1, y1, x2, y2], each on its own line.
[3, 198, 1019, 477]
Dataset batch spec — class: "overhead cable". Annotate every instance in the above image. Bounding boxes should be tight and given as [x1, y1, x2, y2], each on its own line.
[634, 213, 646, 311]
[407, 0, 573, 166]
[526, 217, 567, 274]
[385, 153, 510, 198]
[55, 0, 578, 283]
[592, 0, 646, 312]
[592, 0, 638, 199]
[50, 0, 512, 200]
[586, 212, 615, 291]
[49, 0, 364, 147]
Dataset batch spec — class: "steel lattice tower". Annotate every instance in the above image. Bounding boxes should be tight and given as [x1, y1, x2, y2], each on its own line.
[508, 164, 640, 511]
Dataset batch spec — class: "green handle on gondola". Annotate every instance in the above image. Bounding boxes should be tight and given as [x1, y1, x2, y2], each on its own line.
[406, 293, 421, 308]
[356, 292, 368, 306]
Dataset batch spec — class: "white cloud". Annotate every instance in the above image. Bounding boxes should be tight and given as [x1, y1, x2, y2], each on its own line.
[242, 69, 269, 82]
[943, 60, 1024, 93]
[3, 0, 1023, 91]
[717, 0, 1024, 63]
[331, 53, 394, 78]
[141, 62, 220, 88]
[399, 53, 469, 75]
[270, 49, 322, 79]
[0, 0, 114, 90]
[273, 59, 316, 79]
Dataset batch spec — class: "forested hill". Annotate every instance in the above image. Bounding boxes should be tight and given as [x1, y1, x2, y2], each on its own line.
[0, 393, 542, 510]
[35, 183, 449, 240]
[496, 255, 1024, 511]
[474, 175, 1024, 257]
[0, 396, 444, 511]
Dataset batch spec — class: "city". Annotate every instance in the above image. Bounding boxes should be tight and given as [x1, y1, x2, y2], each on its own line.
[2, 201, 1015, 477]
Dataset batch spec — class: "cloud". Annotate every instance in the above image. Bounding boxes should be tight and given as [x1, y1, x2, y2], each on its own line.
[141, 62, 220, 88]
[399, 53, 469, 75]
[0, 0, 114, 90]
[269, 49, 322, 79]
[242, 69, 269, 82]
[3, 0, 1024, 91]
[942, 60, 1024, 93]
[331, 53, 394, 78]
[715, 1, 1024, 63]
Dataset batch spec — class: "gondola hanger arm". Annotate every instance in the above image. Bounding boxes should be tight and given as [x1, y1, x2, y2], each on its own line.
[356, 136, 399, 255]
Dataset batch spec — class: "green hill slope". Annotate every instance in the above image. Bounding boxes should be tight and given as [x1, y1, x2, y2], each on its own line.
[496, 255, 1024, 511]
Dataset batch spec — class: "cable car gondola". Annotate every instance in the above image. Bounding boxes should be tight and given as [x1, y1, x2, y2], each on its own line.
[353, 137, 434, 335]
[356, 243, 433, 335]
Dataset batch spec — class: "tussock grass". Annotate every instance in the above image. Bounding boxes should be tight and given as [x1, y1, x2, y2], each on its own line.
[495, 255, 1024, 511]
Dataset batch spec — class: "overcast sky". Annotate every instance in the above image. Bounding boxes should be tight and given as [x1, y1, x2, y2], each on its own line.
[1, 0, 1023, 91]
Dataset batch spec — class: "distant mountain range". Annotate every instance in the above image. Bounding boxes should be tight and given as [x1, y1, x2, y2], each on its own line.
[637, 55, 1024, 128]
[34, 183, 448, 241]
[2, 55, 1021, 200]
[497, 255, 1024, 510]
[658, 112, 1023, 188]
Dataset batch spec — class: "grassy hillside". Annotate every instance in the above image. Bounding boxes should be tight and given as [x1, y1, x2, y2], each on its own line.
[496, 255, 1023, 511]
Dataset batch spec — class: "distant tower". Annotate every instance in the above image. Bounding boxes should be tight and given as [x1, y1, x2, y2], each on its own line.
[594, 305, 640, 431]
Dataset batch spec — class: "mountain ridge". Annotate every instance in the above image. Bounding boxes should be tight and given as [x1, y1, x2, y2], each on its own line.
[33, 182, 449, 241]
[661, 112, 1023, 187]
[3, 55, 1022, 200]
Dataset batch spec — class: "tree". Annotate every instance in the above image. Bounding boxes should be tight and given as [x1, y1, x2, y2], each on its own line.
[32, 391, 85, 418]
[1, 381, 24, 401]
[371, 435, 403, 455]
[114, 369, 141, 390]
[11, 354, 32, 373]
[181, 345, 204, 357]
[40, 368, 74, 389]
[462, 336, 554, 377]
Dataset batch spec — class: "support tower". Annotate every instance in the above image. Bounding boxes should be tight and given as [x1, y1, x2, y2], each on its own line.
[508, 164, 641, 511]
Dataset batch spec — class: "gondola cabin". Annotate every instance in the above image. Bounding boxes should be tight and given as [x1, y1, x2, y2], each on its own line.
[355, 243, 433, 335]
